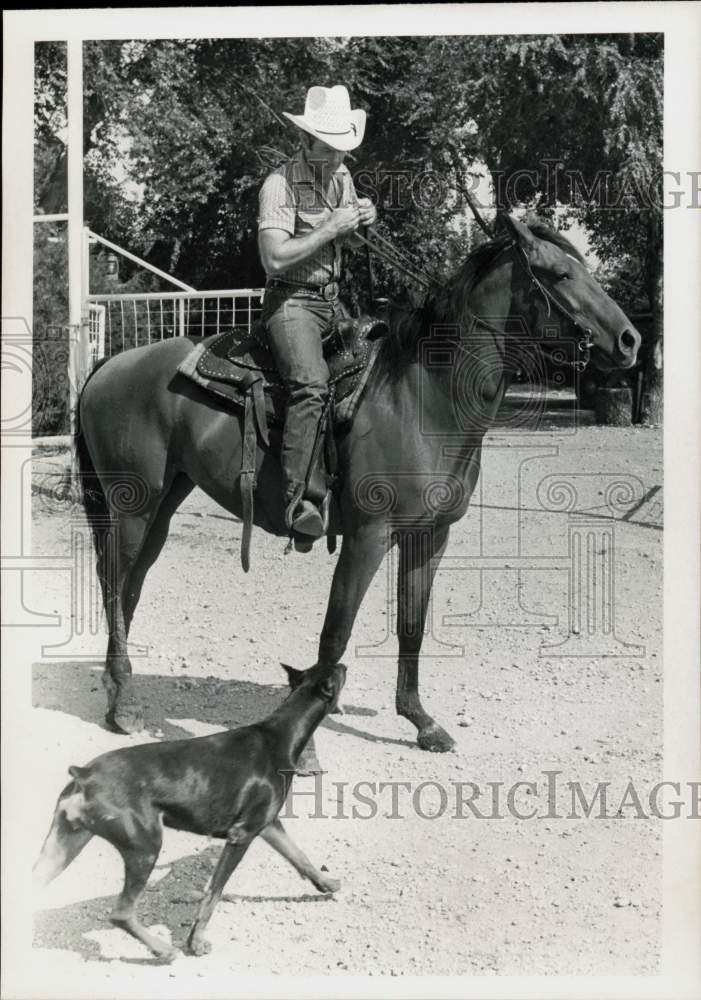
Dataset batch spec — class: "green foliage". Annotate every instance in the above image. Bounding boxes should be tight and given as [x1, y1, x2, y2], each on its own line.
[34, 34, 662, 296]
[33, 225, 69, 435]
[33, 34, 663, 431]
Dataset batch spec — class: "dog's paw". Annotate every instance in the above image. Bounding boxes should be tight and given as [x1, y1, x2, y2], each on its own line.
[315, 875, 341, 894]
[157, 946, 181, 964]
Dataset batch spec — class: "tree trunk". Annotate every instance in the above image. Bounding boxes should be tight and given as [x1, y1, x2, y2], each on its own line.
[595, 387, 633, 426]
[638, 338, 663, 425]
[639, 210, 663, 425]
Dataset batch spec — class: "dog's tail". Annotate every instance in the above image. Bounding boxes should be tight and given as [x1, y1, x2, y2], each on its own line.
[33, 779, 93, 890]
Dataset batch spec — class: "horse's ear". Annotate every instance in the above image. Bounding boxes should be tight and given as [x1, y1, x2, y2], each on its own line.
[499, 213, 538, 253]
[281, 663, 305, 689]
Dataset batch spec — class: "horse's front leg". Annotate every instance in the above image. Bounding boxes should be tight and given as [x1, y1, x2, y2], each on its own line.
[396, 524, 456, 752]
[318, 521, 390, 664]
[297, 522, 389, 773]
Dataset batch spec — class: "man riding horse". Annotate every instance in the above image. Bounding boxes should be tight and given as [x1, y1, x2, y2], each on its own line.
[257, 84, 377, 550]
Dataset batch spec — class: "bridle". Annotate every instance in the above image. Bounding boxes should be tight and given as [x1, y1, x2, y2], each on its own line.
[354, 220, 597, 371]
[318, 175, 596, 369]
[417, 239, 596, 372]
[512, 243, 595, 371]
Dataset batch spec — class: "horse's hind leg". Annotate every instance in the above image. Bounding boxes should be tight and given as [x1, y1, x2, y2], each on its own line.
[395, 525, 456, 752]
[103, 473, 194, 731]
[100, 506, 154, 734]
[123, 473, 194, 635]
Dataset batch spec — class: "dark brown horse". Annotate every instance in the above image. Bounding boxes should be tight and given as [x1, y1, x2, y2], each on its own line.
[76, 215, 640, 758]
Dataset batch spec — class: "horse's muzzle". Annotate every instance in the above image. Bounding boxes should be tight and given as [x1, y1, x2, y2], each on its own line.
[617, 327, 641, 367]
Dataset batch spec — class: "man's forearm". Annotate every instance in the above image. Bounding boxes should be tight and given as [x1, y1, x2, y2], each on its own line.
[259, 224, 336, 276]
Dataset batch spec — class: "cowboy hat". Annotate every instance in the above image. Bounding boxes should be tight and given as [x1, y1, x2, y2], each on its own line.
[283, 85, 366, 152]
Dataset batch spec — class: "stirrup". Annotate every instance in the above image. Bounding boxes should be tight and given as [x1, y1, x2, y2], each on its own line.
[288, 499, 325, 539]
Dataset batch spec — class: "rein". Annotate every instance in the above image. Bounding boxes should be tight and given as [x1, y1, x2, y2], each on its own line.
[318, 163, 595, 370]
[316, 183, 439, 291]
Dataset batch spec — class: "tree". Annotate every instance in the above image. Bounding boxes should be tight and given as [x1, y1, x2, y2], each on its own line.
[415, 34, 663, 421]
[34, 35, 663, 427]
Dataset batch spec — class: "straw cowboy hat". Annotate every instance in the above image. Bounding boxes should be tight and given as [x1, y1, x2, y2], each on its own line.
[283, 85, 366, 152]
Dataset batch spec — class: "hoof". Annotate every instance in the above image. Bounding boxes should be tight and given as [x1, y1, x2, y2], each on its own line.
[187, 935, 212, 957]
[316, 876, 341, 894]
[106, 699, 144, 735]
[417, 724, 456, 753]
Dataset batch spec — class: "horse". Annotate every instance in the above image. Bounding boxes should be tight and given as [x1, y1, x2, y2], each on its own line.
[75, 214, 640, 764]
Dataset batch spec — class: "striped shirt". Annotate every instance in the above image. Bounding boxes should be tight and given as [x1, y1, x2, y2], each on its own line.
[258, 148, 359, 286]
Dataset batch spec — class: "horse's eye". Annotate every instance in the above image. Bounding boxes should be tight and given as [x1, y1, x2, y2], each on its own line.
[557, 272, 569, 281]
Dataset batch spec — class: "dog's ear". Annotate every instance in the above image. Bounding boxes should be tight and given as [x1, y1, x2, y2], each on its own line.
[68, 765, 90, 783]
[281, 663, 305, 689]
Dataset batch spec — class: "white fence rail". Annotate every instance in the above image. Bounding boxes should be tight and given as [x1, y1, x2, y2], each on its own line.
[87, 303, 105, 368]
[86, 289, 264, 359]
[33, 221, 267, 441]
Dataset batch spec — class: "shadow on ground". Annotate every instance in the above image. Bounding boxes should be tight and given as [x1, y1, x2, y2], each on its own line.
[32, 661, 380, 744]
[33, 842, 338, 964]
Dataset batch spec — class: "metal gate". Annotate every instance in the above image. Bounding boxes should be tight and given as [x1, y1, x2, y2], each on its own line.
[87, 289, 263, 358]
[82, 229, 263, 367]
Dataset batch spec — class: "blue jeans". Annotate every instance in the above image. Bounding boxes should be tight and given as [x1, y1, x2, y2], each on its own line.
[262, 287, 340, 502]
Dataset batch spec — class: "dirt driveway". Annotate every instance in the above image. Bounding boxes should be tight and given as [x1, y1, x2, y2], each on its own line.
[27, 422, 663, 994]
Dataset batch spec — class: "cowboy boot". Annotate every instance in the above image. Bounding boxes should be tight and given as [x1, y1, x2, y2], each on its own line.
[282, 400, 333, 551]
[284, 485, 327, 552]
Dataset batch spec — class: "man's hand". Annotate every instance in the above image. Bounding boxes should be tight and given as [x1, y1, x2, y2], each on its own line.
[357, 197, 377, 228]
[326, 205, 360, 238]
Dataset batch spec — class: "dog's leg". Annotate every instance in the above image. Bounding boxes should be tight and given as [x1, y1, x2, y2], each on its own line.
[187, 837, 252, 957]
[111, 833, 176, 962]
[33, 809, 93, 889]
[260, 819, 340, 894]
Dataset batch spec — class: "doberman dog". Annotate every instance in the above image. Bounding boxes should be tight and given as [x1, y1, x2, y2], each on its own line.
[33, 663, 346, 960]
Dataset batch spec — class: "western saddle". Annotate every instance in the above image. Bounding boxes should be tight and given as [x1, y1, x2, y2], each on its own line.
[177, 313, 387, 570]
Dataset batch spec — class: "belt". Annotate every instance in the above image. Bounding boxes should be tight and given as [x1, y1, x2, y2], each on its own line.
[266, 277, 340, 302]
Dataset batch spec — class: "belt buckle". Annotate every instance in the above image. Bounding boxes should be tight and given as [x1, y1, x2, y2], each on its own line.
[323, 281, 339, 301]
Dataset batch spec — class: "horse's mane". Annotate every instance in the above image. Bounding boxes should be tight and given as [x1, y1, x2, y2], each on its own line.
[378, 221, 586, 372]
[525, 221, 586, 265]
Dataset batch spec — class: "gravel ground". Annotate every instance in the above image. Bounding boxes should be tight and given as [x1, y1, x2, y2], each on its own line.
[26, 421, 663, 994]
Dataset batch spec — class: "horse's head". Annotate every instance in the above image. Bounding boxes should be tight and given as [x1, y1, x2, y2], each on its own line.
[501, 215, 641, 371]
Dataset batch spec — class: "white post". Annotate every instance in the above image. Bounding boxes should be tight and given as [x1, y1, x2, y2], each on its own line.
[179, 299, 185, 337]
[67, 39, 84, 471]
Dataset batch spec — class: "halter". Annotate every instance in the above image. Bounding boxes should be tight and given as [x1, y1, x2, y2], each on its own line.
[456, 241, 595, 372]
[513, 243, 595, 371]
[325, 207, 596, 369]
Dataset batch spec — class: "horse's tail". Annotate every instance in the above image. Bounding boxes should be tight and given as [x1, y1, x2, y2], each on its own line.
[74, 359, 111, 541]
